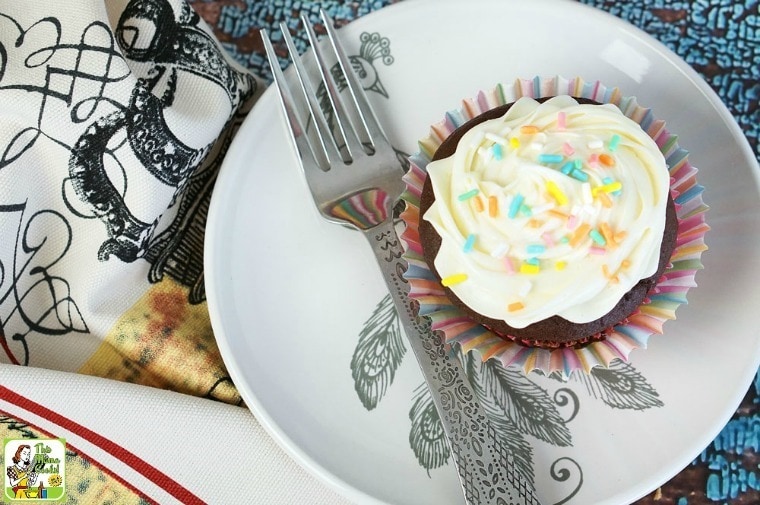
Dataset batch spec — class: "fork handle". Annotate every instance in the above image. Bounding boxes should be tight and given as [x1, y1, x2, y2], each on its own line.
[363, 219, 542, 505]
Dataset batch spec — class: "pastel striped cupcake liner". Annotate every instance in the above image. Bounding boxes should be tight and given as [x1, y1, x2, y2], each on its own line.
[400, 76, 709, 378]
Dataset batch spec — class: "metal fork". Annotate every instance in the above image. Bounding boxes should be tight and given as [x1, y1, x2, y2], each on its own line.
[261, 10, 542, 505]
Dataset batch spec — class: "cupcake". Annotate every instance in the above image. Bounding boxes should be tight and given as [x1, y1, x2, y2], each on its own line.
[401, 77, 708, 375]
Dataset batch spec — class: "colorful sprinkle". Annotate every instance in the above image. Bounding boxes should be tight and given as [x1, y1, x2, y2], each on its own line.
[463, 233, 476, 253]
[485, 132, 507, 145]
[548, 209, 569, 219]
[491, 243, 510, 258]
[441, 273, 467, 286]
[608, 134, 621, 151]
[621, 259, 631, 268]
[570, 169, 589, 182]
[582, 203, 598, 216]
[588, 153, 600, 167]
[492, 143, 503, 160]
[600, 223, 615, 245]
[538, 153, 563, 164]
[602, 264, 619, 283]
[508, 301, 525, 312]
[520, 263, 540, 274]
[574, 159, 583, 169]
[504, 257, 516, 274]
[581, 183, 593, 204]
[477, 146, 492, 161]
[473, 195, 485, 212]
[508, 194, 524, 218]
[458, 189, 479, 201]
[527, 244, 546, 255]
[570, 223, 591, 246]
[589, 228, 607, 245]
[560, 161, 575, 175]
[529, 142, 544, 151]
[521, 125, 540, 134]
[589, 246, 607, 255]
[509, 137, 521, 149]
[488, 195, 499, 217]
[555, 261, 567, 271]
[520, 204, 533, 217]
[518, 281, 533, 297]
[525, 257, 540, 266]
[557, 111, 566, 130]
[593, 181, 623, 195]
[542, 233, 555, 247]
[587, 139, 604, 149]
[566, 214, 578, 230]
[546, 180, 568, 205]
[527, 218, 543, 228]
[599, 153, 616, 167]
[562, 142, 575, 156]
[597, 191, 613, 208]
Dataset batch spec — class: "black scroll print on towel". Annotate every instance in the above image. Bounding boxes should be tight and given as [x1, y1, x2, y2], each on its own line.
[67, 0, 255, 302]
[0, 203, 89, 366]
[0, 14, 101, 365]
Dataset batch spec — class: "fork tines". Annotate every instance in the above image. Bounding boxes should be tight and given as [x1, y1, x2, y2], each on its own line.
[261, 10, 387, 170]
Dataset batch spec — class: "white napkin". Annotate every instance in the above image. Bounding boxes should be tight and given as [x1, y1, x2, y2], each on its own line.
[0, 364, 352, 504]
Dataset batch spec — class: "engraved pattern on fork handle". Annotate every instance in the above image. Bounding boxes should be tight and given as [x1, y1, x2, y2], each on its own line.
[365, 219, 542, 505]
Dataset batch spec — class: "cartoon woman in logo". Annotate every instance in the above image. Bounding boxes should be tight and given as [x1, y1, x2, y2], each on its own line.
[6, 444, 38, 498]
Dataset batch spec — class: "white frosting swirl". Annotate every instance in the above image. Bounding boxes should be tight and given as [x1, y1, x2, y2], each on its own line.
[423, 96, 670, 328]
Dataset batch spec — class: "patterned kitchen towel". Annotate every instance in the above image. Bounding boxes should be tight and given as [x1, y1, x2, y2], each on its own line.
[0, 0, 259, 402]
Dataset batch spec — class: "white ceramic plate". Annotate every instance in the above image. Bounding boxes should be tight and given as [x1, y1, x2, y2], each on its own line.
[205, 0, 760, 503]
